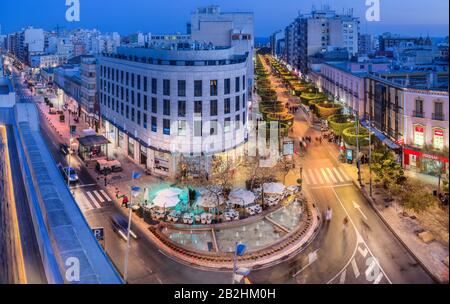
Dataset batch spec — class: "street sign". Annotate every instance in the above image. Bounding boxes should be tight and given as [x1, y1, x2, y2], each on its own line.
[346, 149, 353, 161]
[236, 243, 247, 256]
[92, 227, 104, 241]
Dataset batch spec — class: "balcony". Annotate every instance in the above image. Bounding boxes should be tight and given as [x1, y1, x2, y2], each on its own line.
[413, 111, 424, 118]
[432, 113, 445, 121]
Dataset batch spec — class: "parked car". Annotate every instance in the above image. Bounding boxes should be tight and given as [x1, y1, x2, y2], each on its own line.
[61, 166, 79, 183]
[59, 143, 70, 155]
[110, 214, 137, 241]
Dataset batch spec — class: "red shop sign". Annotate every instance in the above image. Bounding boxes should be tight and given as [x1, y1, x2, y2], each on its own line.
[434, 129, 444, 137]
[403, 148, 449, 163]
[415, 126, 424, 133]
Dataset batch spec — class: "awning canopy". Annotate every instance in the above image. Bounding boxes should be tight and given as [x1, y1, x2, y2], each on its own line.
[78, 135, 109, 147]
[360, 120, 401, 150]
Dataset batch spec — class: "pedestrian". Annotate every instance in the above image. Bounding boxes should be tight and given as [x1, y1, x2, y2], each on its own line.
[343, 216, 349, 232]
[319, 136, 323, 144]
[325, 206, 332, 223]
[121, 195, 129, 208]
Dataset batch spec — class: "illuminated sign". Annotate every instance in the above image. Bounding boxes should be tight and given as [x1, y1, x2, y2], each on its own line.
[414, 125, 424, 147]
[433, 128, 444, 150]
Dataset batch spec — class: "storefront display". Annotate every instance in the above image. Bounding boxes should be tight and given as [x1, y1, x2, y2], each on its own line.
[413, 125, 424, 147]
[433, 128, 445, 151]
[404, 147, 448, 177]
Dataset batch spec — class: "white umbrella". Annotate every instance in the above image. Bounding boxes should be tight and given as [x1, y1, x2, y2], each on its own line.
[263, 182, 286, 194]
[153, 195, 180, 208]
[197, 191, 224, 208]
[229, 188, 255, 206]
[156, 187, 183, 198]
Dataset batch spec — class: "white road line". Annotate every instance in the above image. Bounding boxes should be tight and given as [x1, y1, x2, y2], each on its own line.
[314, 169, 324, 184]
[331, 188, 392, 284]
[373, 273, 384, 284]
[338, 167, 351, 181]
[365, 258, 377, 278]
[79, 192, 94, 212]
[93, 190, 105, 203]
[332, 167, 344, 183]
[339, 269, 346, 284]
[86, 191, 101, 208]
[320, 168, 331, 183]
[326, 168, 337, 183]
[307, 169, 317, 184]
[100, 190, 112, 201]
[351, 258, 360, 279]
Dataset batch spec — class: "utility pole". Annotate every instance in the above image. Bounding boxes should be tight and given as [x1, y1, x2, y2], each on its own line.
[355, 111, 362, 186]
[369, 117, 373, 197]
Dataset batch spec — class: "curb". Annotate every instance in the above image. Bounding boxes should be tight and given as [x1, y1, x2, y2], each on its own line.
[351, 180, 443, 284]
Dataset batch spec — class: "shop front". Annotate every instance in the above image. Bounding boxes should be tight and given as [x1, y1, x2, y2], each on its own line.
[403, 147, 449, 177]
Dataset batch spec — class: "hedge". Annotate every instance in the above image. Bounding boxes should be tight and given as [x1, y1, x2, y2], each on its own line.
[342, 127, 373, 147]
[328, 114, 356, 136]
[315, 102, 343, 118]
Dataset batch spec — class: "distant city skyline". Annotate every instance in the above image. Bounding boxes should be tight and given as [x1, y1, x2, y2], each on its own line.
[0, 0, 448, 37]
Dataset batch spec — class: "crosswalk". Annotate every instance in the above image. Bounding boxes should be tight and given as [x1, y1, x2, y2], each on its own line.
[75, 189, 113, 212]
[303, 167, 352, 186]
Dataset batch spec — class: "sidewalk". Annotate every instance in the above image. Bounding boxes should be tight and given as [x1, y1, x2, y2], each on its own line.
[340, 160, 449, 283]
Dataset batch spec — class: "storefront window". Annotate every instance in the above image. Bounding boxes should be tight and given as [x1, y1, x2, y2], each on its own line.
[414, 125, 424, 147]
[128, 137, 135, 157]
[118, 131, 125, 148]
[433, 128, 444, 150]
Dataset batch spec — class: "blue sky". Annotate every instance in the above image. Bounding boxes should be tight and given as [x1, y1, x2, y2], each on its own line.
[0, 0, 448, 37]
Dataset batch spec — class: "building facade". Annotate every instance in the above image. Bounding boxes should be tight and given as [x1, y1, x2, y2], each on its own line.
[98, 45, 249, 177]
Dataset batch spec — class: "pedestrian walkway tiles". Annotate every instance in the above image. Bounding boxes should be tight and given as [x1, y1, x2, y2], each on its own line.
[303, 167, 352, 186]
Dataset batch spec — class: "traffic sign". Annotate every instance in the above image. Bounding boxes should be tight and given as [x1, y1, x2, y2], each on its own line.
[92, 227, 104, 241]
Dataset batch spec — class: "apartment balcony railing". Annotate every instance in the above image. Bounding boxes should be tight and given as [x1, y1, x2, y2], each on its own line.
[413, 111, 425, 118]
[432, 112, 445, 121]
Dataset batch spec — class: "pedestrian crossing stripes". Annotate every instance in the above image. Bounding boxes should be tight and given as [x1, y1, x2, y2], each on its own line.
[303, 167, 352, 186]
[76, 189, 113, 212]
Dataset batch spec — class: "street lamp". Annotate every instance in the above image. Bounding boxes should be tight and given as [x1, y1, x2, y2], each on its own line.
[123, 171, 142, 283]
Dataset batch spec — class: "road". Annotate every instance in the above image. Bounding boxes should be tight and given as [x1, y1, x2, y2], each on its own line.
[248, 55, 433, 284]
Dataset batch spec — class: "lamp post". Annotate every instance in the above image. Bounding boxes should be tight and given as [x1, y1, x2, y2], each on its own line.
[368, 117, 373, 197]
[123, 171, 142, 283]
[354, 110, 362, 186]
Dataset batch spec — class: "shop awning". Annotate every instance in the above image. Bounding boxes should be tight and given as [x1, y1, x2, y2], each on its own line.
[360, 120, 401, 150]
[78, 135, 109, 147]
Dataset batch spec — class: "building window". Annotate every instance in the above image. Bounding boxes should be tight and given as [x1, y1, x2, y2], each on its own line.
[194, 100, 202, 116]
[151, 78, 157, 94]
[194, 80, 202, 97]
[235, 114, 240, 130]
[210, 80, 218, 96]
[210, 120, 218, 135]
[414, 98, 424, 117]
[151, 116, 157, 132]
[131, 73, 135, 88]
[224, 117, 231, 133]
[163, 79, 170, 96]
[137, 110, 141, 125]
[143, 113, 147, 129]
[126, 105, 129, 119]
[224, 98, 231, 114]
[243, 111, 247, 125]
[178, 100, 186, 117]
[143, 95, 148, 110]
[131, 90, 135, 105]
[128, 137, 134, 158]
[242, 75, 246, 91]
[224, 78, 231, 95]
[433, 128, 444, 150]
[414, 125, 425, 147]
[163, 99, 171, 116]
[235, 77, 240, 92]
[210, 100, 218, 116]
[242, 94, 246, 109]
[163, 119, 171, 135]
[194, 121, 202, 137]
[126, 72, 129, 86]
[151, 97, 157, 113]
[131, 108, 135, 122]
[178, 120, 186, 136]
[143, 76, 148, 92]
[137, 75, 141, 90]
[137, 93, 141, 108]
[178, 80, 186, 97]
[235, 96, 240, 111]
[434, 101, 444, 120]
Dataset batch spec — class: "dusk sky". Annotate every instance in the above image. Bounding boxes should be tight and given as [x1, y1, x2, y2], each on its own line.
[0, 0, 448, 37]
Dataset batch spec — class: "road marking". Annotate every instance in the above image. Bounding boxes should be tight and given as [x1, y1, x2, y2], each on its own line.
[358, 246, 368, 258]
[79, 192, 94, 212]
[338, 167, 351, 181]
[326, 168, 337, 183]
[100, 190, 112, 201]
[353, 201, 368, 220]
[93, 190, 105, 203]
[307, 169, 317, 184]
[339, 269, 346, 284]
[373, 273, 384, 284]
[320, 168, 331, 183]
[331, 188, 392, 284]
[332, 167, 344, 182]
[314, 169, 324, 184]
[86, 191, 102, 208]
[365, 258, 377, 279]
[292, 249, 319, 277]
[351, 258, 360, 279]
